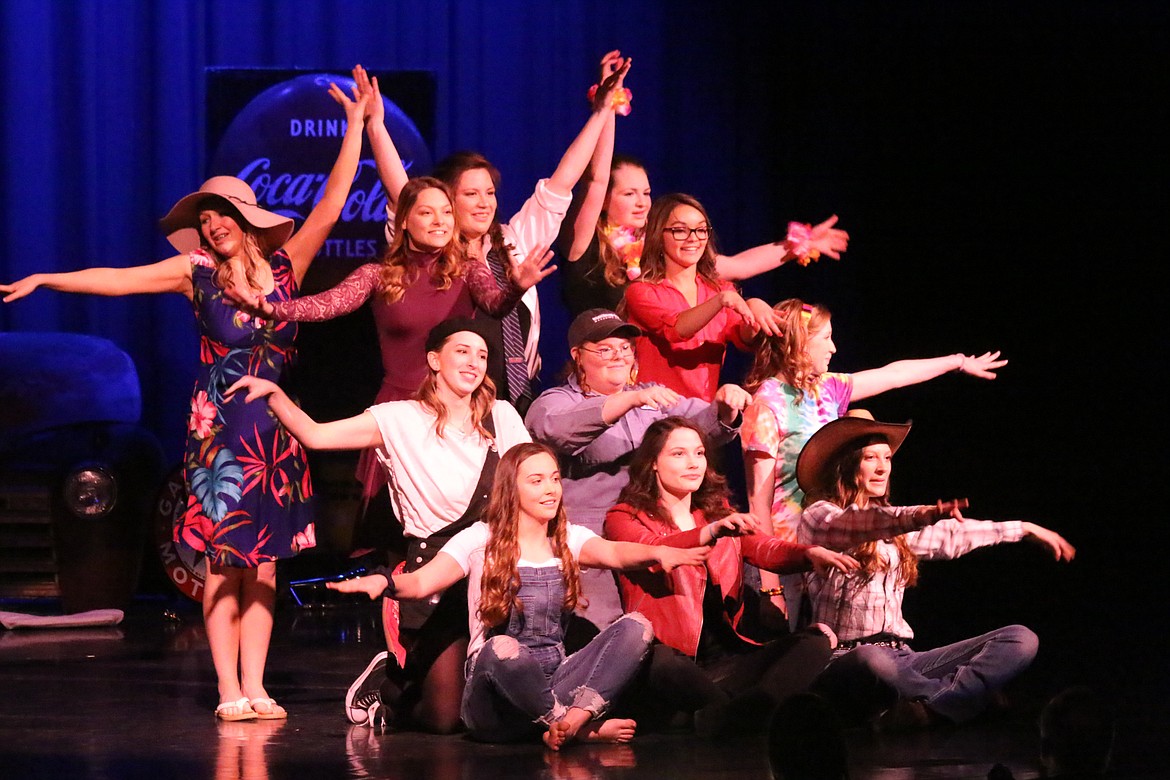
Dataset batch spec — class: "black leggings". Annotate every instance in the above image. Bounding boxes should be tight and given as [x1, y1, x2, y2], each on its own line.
[622, 629, 833, 734]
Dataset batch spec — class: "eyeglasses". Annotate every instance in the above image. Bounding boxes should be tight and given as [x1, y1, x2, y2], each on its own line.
[663, 225, 711, 241]
[578, 342, 634, 360]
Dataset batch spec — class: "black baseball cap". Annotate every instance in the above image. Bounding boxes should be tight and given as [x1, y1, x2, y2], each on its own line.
[567, 308, 641, 347]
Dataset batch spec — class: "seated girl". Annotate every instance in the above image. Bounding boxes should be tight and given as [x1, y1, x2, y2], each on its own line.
[328, 442, 710, 749]
[604, 417, 857, 736]
[796, 410, 1076, 729]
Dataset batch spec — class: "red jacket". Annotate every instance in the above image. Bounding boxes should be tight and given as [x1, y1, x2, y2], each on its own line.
[604, 502, 812, 658]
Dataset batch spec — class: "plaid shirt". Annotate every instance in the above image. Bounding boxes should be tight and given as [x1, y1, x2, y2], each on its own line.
[798, 501, 1024, 643]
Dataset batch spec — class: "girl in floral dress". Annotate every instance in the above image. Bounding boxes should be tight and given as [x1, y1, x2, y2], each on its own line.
[1, 79, 369, 722]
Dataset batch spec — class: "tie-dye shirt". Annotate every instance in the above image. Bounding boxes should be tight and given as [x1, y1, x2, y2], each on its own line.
[741, 374, 853, 540]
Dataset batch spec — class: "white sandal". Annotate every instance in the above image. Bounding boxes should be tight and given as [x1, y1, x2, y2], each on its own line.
[215, 697, 258, 721]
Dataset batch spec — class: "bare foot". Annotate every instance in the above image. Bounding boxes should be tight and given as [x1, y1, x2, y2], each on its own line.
[580, 718, 637, 743]
[543, 720, 575, 750]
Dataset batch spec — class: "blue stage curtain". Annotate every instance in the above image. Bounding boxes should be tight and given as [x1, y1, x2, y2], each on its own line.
[0, 0, 791, 457]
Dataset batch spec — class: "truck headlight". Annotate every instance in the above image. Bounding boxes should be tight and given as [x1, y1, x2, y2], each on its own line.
[63, 465, 118, 518]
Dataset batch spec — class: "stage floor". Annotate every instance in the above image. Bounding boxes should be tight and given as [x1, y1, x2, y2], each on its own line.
[1, 597, 1163, 779]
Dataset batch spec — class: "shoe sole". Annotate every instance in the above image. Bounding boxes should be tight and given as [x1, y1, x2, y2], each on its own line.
[346, 651, 389, 725]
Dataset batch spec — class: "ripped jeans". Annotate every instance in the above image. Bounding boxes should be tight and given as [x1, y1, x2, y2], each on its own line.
[461, 565, 652, 742]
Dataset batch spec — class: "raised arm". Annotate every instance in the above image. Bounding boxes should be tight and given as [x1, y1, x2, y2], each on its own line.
[225, 375, 383, 451]
[562, 51, 625, 261]
[579, 535, 709, 572]
[355, 64, 409, 209]
[715, 215, 850, 281]
[544, 58, 631, 197]
[1, 255, 193, 303]
[281, 81, 369, 283]
[850, 351, 1007, 401]
[800, 500, 959, 551]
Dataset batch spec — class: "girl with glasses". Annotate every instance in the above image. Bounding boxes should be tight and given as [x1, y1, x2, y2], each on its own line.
[558, 52, 848, 318]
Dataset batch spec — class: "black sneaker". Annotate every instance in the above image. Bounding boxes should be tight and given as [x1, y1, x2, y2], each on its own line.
[345, 651, 388, 725]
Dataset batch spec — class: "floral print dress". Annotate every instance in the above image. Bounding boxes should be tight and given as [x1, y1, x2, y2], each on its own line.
[176, 249, 315, 567]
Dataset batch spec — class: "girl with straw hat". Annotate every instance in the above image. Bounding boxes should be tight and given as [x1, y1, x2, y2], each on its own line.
[1, 78, 369, 722]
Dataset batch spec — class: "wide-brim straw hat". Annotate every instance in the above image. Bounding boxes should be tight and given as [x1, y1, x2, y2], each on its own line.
[796, 409, 912, 495]
[159, 176, 294, 255]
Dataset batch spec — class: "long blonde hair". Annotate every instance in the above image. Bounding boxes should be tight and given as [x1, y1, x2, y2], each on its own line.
[745, 299, 832, 403]
[478, 443, 583, 628]
[379, 177, 465, 304]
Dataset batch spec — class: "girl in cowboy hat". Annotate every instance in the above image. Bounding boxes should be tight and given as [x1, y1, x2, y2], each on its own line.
[796, 410, 1076, 729]
[1, 78, 370, 722]
[741, 298, 1008, 629]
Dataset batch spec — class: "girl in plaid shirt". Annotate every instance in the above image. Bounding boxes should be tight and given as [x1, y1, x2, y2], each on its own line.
[796, 411, 1075, 730]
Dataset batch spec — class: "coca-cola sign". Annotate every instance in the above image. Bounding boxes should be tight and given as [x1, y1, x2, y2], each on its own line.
[210, 72, 432, 264]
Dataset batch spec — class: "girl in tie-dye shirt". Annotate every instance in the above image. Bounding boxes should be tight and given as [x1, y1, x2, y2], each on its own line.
[741, 298, 1008, 627]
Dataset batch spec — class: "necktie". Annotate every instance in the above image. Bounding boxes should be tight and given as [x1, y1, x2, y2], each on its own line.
[484, 247, 531, 404]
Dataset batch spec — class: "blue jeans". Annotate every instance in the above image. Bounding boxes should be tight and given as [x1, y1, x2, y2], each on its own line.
[460, 565, 652, 742]
[823, 625, 1038, 723]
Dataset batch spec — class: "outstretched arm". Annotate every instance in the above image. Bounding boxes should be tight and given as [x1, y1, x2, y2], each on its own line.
[715, 215, 849, 281]
[224, 375, 382, 451]
[326, 553, 466, 601]
[1, 255, 193, 303]
[355, 64, 409, 209]
[282, 80, 369, 283]
[561, 50, 625, 261]
[850, 351, 1007, 401]
[579, 536, 710, 572]
[544, 58, 631, 197]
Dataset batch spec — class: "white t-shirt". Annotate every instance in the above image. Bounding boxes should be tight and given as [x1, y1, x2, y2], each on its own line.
[439, 520, 598, 659]
[366, 399, 531, 538]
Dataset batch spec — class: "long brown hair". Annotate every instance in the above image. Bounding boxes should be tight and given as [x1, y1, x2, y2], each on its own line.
[196, 198, 269, 293]
[744, 299, 832, 402]
[638, 193, 722, 287]
[617, 417, 734, 525]
[432, 152, 517, 267]
[412, 331, 497, 441]
[478, 443, 583, 628]
[594, 155, 647, 287]
[379, 177, 465, 303]
[805, 435, 919, 587]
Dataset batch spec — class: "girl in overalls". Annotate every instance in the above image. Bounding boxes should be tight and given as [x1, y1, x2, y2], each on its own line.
[328, 441, 710, 749]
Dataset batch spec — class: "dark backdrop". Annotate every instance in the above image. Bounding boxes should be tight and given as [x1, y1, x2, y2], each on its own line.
[1, 0, 1165, 701]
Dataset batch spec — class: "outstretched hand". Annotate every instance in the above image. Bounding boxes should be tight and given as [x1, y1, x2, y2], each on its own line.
[746, 297, 782, 336]
[352, 64, 384, 125]
[326, 573, 389, 600]
[599, 49, 625, 82]
[0, 276, 40, 303]
[223, 282, 274, 318]
[657, 545, 711, 573]
[1021, 522, 1077, 562]
[223, 375, 282, 403]
[591, 57, 632, 112]
[957, 351, 1008, 380]
[707, 513, 762, 541]
[807, 215, 849, 260]
[509, 243, 557, 290]
[807, 546, 860, 578]
[328, 79, 370, 128]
